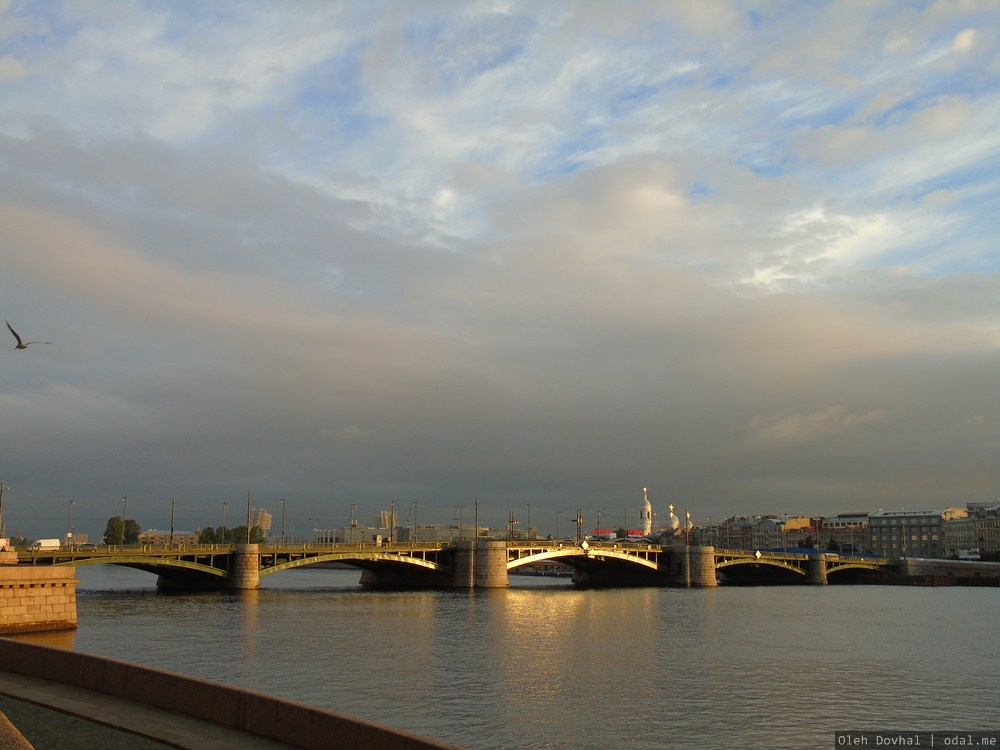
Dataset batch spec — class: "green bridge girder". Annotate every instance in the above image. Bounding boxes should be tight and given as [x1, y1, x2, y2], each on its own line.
[504, 542, 663, 572]
[16, 542, 889, 584]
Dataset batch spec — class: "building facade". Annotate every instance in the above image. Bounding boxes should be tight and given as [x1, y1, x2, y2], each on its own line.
[866, 507, 968, 558]
[816, 513, 869, 554]
[137, 529, 198, 546]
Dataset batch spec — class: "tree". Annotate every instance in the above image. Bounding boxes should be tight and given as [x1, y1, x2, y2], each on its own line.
[198, 525, 265, 544]
[198, 526, 220, 544]
[227, 525, 266, 544]
[102, 516, 140, 545]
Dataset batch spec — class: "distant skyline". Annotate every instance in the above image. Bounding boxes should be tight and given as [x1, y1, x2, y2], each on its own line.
[2, 1, 998, 541]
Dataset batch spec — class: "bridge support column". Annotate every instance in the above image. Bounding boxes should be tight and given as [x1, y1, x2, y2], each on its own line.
[671, 542, 717, 587]
[809, 554, 828, 585]
[227, 544, 260, 590]
[452, 540, 508, 588]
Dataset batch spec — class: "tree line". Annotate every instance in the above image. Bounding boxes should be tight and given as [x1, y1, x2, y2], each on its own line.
[99, 516, 265, 545]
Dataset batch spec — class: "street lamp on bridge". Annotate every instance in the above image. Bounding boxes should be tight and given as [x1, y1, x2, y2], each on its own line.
[120, 496, 128, 546]
[280, 498, 286, 543]
[0, 482, 7, 539]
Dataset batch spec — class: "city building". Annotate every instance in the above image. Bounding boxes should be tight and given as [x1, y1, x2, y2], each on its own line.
[943, 515, 976, 558]
[866, 507, 968, 558]
[816, 513, 869, 553]
[137, 529, 198, 546]
[395, 524, 491, 542]
[250, 508, 273, 534]
[717, 516, 756, 549]
[751, 515, 813, 551]
[376, 510, 398, 530]
[967, 502, 1000, 556]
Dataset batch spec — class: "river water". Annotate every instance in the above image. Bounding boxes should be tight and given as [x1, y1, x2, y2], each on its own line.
[26, 566, 1000, 749]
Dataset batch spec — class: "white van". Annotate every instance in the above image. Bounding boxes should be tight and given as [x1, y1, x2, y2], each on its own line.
[29, 539, 61, 551]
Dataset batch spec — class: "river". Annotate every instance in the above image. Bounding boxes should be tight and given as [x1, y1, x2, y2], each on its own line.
[23, 565, 1000, 749]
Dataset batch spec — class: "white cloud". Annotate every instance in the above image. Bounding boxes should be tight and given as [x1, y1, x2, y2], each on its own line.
[952, 28, 977, 54]
[2, 1, 999, 535]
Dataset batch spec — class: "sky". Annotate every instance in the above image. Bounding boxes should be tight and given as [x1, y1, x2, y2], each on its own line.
[1, 1, 998, 542]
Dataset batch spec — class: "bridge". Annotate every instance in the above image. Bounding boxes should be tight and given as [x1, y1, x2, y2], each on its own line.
[15, 540, 890, 589]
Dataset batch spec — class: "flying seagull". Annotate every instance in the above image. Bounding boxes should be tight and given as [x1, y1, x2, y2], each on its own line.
[5, 320, 52, 349]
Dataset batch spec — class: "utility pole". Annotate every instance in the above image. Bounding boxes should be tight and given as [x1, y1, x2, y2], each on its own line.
[120, 496, 128, 546]
[0, 481, 6, 538]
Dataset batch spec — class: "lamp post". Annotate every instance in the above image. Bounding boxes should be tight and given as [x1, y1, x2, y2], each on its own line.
[556, 510, 563, 540]
[68, 499, 76, 547]
[524, 504, 531, 540]
[621, 508, 627, 540]
[0, 481, 6, 539]
[280, 498, 286, 543]
[221, 502, 229, 544]
[120, 496, 128, 546]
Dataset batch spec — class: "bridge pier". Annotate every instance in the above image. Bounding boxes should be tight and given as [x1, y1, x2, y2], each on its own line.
[452, 540, 509, 588]
[227, 544, 261, 590]
[671, 542, 717, 587]
[808, 554, 828, 585]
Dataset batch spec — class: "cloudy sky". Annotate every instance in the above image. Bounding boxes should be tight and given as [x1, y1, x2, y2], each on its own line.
[1, 1, 998, 541]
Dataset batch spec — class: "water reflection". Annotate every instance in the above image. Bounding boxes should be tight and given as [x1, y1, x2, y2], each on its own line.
[63, 566, 1000, 750]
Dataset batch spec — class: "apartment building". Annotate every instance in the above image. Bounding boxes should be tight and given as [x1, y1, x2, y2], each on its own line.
[866, 507, 967, 558]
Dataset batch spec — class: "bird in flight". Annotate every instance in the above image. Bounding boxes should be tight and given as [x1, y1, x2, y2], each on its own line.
[6, 320, 52, 349]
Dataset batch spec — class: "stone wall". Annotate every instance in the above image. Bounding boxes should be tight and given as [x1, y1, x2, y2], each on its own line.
[0, 566, 77, 635]
[0, 639, 463, 750]
[898, 558, 1000, 580]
